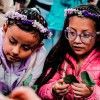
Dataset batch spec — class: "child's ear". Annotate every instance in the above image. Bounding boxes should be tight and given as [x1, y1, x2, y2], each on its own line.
[3, 23, 7, 38]
[35, 42, 44, 51]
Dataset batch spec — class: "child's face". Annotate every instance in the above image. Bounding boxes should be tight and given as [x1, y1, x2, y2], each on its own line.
[68, 16, 97, 57]
[3, 24, 43, 62]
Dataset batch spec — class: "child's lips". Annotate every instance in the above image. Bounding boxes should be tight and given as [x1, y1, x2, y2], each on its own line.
[73, 46, 83, 51]
[9, 55, 18, 60]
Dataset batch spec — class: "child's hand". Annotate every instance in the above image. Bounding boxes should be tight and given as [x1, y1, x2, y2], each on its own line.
[10, 87, 41, 100]
[52, 79, 69, 96]
[71, 81, 93, 98]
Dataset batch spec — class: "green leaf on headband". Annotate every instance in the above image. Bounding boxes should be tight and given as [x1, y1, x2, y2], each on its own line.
[81, 71, 95, 87]
[63, 74, 79, 84]
[31, 85, 37, 91]
[23, 74, 32, 86]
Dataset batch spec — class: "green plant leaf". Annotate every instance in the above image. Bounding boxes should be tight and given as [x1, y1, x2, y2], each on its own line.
[23, 74, 32, 86]
[81, 71, 95, 87]
[31, 85, 37, 91]
[63, 74, 79, 84]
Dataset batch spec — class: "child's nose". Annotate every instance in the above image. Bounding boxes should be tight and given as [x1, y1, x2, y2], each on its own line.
[74, 35, 82, 43]
[12, 46, 20, 55]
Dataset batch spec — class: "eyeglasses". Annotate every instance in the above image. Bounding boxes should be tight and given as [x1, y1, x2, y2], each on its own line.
[64, 28, 100, 44]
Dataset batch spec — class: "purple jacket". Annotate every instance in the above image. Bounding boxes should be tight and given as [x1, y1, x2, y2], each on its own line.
[38, 48, 100, 100]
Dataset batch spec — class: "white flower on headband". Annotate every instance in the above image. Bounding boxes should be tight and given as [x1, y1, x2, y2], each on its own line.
[47, 32, 53, 39]
[40, 27, 47, 33]
[32, 20, 47, 33]
[5, 11, 14, 18]
[31, 7, 40, 14]
[64, 8, 77, 16]
[32, 20, 38, 27]
[77, 10, 84, 17]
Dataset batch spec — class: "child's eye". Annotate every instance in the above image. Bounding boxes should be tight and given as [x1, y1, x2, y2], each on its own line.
[81, 33, 91, 38]
[22, 46, 37, 51]
[69, 31, 76, 36]
[9, 39, 16, 45]
[22, 47, 31, 51]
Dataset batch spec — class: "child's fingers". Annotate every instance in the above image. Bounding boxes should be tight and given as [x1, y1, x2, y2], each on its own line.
[54, 88, 69, 96]
[72, 86, 83, 98]
[74, 94, 82, 98]
[57, 79, 64, 85]
[59, 88, 69, 96]
[80, 81, 85, 84]
[55, 88, 67, 93]
[71, 83, 83, 96]
[73, 89, 82, 96]
[53, 80, 69, 96]
[71, 83, 81, 92]
[71, 82, 93, 98]
[71, 82, 85, 89]
[57, 79, 69, 86]
[54, 80, 69, 90]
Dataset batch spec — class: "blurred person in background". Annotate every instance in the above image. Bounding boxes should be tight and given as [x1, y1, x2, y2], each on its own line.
[14, 0, 27, 11]
[0, 0, 14, 13]
[27, 0, 53, 20]
[88, 0, 98, 5]
[97, 0, 100, 8]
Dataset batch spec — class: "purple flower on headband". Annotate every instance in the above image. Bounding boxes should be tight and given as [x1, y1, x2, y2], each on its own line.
[95, 15, 99, 18]
[64, 8, 100, 19]
[83, 10, 89, 17]
[91, 14, 97, 18]
[22, 20, 27, 23]
[47, 29, 50, 34]
[22, 20, 33, 24]
[14, 12, 21, 20]
[27, 20, 33, 24]
[83, 10, 100, 18]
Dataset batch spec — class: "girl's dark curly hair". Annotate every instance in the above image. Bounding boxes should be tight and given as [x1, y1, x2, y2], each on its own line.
[35, 4, 100, 92]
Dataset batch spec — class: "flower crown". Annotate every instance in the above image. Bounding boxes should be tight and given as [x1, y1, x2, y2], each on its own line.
[64, 8, 100, 18]
[5, 11, 52, 39]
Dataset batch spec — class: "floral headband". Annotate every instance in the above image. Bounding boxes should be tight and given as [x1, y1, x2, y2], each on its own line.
[5, 11, 52, 39]
[64, 8, 100, 18]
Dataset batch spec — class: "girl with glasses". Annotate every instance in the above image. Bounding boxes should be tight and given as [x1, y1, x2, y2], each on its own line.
[35, 4, 100, 100]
